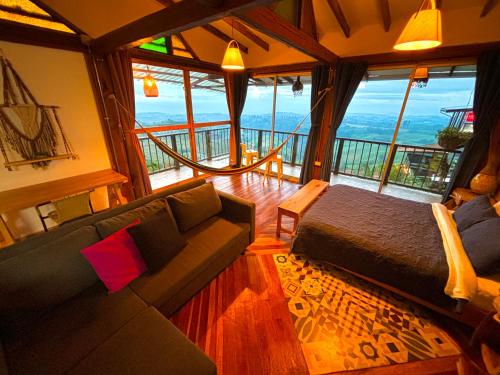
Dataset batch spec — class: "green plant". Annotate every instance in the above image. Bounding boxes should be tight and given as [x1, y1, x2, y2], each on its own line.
[437, 126, 472, 149]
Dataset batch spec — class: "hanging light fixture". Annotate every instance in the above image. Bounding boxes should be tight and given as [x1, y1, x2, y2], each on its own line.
[221, 40, 245, 71]
[292, 76, 303, 97]
[221, 22, 244, 71]
[394, 0, 442, 51]
[412, 67, 429, 88]
[143, 66, 159, 97]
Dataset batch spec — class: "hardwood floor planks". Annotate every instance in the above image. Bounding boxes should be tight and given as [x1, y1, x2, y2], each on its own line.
[169, 174, 472, 374]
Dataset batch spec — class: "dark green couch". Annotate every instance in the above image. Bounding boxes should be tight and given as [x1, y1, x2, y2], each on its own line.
[0, 179, 255, 375]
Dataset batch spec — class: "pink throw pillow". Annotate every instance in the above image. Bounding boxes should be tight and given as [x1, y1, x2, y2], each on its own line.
[81, 221, 147, 293]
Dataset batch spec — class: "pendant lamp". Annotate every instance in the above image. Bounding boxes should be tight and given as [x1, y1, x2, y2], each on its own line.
[143, 67, 159, 97]
[221, 40, 245, 71]
[394, 0, 442, 51]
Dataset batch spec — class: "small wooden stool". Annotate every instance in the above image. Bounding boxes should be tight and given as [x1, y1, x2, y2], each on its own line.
[276, 179, 329, 238]
[263, 154, 283, 186]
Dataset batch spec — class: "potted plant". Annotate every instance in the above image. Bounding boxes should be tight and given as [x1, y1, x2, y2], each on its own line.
[437, 126, 472, 150]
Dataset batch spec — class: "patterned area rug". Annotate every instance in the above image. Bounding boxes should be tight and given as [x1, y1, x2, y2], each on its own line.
[273, 253, 460, 374]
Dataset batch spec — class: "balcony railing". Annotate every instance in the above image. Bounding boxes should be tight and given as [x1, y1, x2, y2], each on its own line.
[138, 126, 462, 195]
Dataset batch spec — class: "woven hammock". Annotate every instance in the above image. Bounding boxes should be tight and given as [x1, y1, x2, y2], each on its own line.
[111, 86, 331, 176]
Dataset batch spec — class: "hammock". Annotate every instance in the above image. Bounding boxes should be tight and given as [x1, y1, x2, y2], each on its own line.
[111, 86, 331, 176]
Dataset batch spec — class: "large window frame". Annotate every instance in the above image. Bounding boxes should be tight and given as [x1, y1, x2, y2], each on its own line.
[132, 58, 231, 181]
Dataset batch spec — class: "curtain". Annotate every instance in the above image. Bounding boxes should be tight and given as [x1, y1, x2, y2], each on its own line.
[299, 64, 330, 184]
[442, 50, 500, 201]
[320, 61, 367, 180]
[103, 51, 152, 200]
[225, 71, 249, 166]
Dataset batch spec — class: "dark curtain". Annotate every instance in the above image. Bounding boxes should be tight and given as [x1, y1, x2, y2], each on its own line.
[320, 61, 367, 180]
[443, 50, 500, 201]
[101, 51, 152, 201]
[225, 71, 249, 166]
[299, 64, 330, 184]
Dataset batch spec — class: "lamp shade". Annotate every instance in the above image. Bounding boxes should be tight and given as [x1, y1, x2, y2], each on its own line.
[394, 8, 442, 51]
[221, 40, 245, 71]
[143, 74, 159, 97]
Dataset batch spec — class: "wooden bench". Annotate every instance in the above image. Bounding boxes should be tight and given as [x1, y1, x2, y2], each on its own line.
[276, 179, 329, 238]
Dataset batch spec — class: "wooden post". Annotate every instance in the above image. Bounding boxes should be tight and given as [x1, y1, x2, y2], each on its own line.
[333, 138, 344, 174]
[291, 133, 299, 165]
[171, 135, 180, 169]
[378, 67, 416, 193]
[183, 69, 198, 177]
[205, 130, 213, 160]
[271, 75, 278, 150]
[257, 129, 263, 157]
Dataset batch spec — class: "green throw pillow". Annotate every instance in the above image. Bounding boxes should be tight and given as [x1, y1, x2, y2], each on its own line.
[167, 182, 222, 232]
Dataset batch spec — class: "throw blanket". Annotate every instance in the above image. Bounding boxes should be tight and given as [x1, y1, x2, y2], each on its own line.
[431, 203, 478, 302]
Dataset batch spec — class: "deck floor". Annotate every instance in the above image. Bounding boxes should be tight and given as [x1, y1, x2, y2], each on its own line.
[169, 174, 477, 375]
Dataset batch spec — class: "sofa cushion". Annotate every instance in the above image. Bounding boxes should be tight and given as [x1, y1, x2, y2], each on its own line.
[81, 221, 147, 293]
[68, 307, 216, 375]
[0, 226, 100, 335]
[130, 216, 249, 309]
[453, 195, 498, 232]
[128, 208, 186, 272]
[167, 182, 222, 232]
[95, 199, 167, 238]
[460, 218, 500, 275]
[3, 284, 147, 375]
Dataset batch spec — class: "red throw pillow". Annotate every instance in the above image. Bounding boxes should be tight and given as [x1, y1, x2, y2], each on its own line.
[81, 221, 147, 293]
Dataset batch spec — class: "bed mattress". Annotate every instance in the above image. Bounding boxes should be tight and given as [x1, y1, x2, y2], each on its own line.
[291, 184, 453, 308]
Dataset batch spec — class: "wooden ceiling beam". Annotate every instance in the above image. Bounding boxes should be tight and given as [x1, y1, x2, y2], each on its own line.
[91, 0, 272, 54]
[237, 7, 338, 63]
[480, 0, 499, 17]
[326, 0, 350, 38]
[299, 0, 318, 41]
[175, 32, 200, 60]
[223, 17, 269, 51]
[0, 20, 85, 52]
[378, 0, 391, 32]
[29, 0, 86, 35]
[201, 24, 249, 53]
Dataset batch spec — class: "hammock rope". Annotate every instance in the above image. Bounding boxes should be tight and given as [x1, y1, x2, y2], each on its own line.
[111, 86, 331, 176]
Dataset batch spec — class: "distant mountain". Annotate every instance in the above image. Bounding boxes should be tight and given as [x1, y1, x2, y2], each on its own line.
[137, 111, 451, 146]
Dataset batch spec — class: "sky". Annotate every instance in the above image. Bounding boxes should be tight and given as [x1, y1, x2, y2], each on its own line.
[134, 76, 475, 117]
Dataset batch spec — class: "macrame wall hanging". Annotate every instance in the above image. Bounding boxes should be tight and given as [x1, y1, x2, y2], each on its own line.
[0, 52, 76, 170]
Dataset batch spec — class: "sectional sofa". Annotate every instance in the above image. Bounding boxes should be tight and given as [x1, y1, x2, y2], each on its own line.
[0, 178, 255, 375]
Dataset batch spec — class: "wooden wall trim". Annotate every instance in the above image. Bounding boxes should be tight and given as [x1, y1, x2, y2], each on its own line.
[0, 20, 85, 52]
[130, 49, 222, 74]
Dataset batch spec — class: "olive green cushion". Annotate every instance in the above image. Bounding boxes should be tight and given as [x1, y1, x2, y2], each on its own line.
[3, 284, 147, 375]
[68, 307, 216, 375]
[0, 226, 100, 335]
[127, 208, 186, 273]
[167, 183, 222, 232]
[130, 216, 249, 310]
[94, 199, 167, 238]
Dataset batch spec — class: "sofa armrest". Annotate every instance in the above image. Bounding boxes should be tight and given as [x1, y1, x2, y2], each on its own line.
[217, 190, 256, 243]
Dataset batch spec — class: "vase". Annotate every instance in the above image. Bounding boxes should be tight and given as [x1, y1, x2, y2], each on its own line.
[470, 173, 497, 195]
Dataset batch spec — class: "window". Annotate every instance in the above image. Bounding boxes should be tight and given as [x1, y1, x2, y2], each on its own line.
[332, 65, 476, 196]
[241, 74, 312, 179]
[133, 62, 231, 189]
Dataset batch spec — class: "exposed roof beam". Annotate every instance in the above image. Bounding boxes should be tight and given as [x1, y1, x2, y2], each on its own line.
[377, 0, 391, 32]
[223, 17, 269, 51]
[175, 32, 200, 60]
[0, 20, 85, 52]
[283, 76, 294, 84]
[237, 7, 338, 63]
[201, 24, 249, 53]
[91, 0, 272, 54]
[132, 68, 184, 78]
[29, 0, 86, 35]
[480, 0, 499, 17]
[326, 0, 350, 38]
[299, 0, 318, 40]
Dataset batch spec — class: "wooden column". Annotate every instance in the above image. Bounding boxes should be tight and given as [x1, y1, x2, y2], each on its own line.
[311, 67, 335, 180]
[224, 71, 238, 166]
[271, 75, 278, 149]
[183, 69, 198, 177]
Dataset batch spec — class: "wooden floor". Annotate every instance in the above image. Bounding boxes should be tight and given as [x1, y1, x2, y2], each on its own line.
[169, 174, 482, 375]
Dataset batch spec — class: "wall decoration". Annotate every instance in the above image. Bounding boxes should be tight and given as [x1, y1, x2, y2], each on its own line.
[0, 52, 76, 170]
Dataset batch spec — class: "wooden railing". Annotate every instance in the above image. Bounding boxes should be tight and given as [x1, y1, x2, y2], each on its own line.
[138, 126, 462, 194]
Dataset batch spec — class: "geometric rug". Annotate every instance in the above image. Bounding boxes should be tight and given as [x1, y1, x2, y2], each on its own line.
[273, 253, 461, 374]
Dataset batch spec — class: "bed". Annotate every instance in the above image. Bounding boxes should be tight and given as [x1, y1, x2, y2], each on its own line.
[291, 184, 500, 327]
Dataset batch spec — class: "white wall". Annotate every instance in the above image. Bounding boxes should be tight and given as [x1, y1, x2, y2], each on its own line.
[0, 41, 112, 238]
